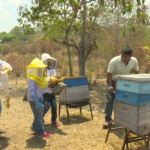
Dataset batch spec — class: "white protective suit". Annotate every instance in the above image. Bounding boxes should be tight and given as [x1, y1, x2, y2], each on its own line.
[41, 53, 57, 93]
[0, 60, 12, 114]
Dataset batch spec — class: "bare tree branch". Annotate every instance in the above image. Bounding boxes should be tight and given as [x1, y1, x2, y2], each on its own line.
[63, 16, 76, 42]
[80, 0, 86, 55]
[70, 39, 79, 50]
[53, 38, 79, 51]
[83, 44, 92, 64]
[80, 0, 95, 5]
[86, 2, 101, 40]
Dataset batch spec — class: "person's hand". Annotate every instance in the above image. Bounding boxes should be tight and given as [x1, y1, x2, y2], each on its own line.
[3, 67, 10, 74]
[108, 86, 114, 93]
[49, 76, 64, 84]
[6, 95, 10, 108]
[36, 102, 44, 113]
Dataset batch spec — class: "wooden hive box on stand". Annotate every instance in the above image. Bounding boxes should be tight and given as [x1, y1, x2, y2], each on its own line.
[114, 74, 150, 134]
[59, 76, 89, 104]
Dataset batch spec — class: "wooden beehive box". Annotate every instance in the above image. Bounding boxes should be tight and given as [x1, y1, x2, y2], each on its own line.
[114, 101, 150, 134]
[114, 74, 150, 134]
[59, 76, 89, 104]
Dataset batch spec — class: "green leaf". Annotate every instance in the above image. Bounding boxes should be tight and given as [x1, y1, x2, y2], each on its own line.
[122, 31, 126, 36]
[131, 25, 135, 32]
[142, 0, 145, 4]
[136, 0, 141, 5]
[114, 0, 117, 7]
[127, 2, 133, 13]
[143, 46, 150, 50]
[137, 8, 140, 18]
[122, 9, 126, 15]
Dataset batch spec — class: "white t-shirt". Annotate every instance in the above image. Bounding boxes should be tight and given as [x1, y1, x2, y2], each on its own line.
[44, 69, 56, 93]
[107, 55, 139, 81]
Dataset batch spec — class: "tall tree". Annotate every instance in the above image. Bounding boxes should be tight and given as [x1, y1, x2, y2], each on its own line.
[18, 0, 148, 76]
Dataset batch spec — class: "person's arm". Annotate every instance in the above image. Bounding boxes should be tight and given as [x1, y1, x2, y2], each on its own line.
[133, 58, 139, 74]
[107, 72, 114, 93]
[28, 79, 43, 112]
[107, 58, 116, 93]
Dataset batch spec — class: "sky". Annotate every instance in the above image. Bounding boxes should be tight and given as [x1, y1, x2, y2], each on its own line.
[0, 0, 32, 33]
[0, 0, 150, 33]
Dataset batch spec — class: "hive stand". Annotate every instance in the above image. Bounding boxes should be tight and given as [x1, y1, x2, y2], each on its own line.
[59, 99, 93, 124]
[105, 96, 150, 150]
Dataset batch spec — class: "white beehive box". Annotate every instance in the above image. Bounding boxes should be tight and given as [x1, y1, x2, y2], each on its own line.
[114, 101, 150, 134]
[59, 77, 89, 104]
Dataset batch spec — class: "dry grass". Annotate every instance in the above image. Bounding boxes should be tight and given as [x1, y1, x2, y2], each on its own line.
[0, 78, 147, 150]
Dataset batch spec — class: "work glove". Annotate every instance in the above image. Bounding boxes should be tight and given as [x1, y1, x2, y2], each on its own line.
[6, 95, 10, 108]
[2, 67, 10, 74]
[49, 76, 64, 84]
[31, 95, 44, 114]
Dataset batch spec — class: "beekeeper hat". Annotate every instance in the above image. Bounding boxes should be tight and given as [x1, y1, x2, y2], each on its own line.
[26, 58, 48, 88]
[41, 53, 57, 69]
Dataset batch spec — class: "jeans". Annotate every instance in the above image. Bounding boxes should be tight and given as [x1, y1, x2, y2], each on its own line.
[29, 100, 44, 136]
[43, 93, 57, 122]
[105, 84, 115, 122]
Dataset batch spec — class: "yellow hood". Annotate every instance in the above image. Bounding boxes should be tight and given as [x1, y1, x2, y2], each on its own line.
[26, 58, 48, 88]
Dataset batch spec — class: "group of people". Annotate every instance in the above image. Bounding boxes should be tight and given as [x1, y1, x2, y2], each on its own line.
[0, 53, 62, 139]
[0, 46, 139, 139]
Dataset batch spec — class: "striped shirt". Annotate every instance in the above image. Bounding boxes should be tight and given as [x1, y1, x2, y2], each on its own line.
[28, 79, 44, 101]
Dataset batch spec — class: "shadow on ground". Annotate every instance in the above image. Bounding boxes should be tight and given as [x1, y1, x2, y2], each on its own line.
[59, 114, 91, 125]
[0, 137, 9, 150]
[26, 136, 47, 149]
[44, 124, 67, 135]
[105, 124, 147, 150]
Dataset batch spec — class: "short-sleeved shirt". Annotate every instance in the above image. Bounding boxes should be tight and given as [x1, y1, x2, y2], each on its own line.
[107, 55, 139, 81]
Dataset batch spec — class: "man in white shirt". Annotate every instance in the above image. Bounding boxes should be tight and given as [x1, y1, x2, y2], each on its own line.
[103, 46, 139, 129]
[41, 53, 61, 125]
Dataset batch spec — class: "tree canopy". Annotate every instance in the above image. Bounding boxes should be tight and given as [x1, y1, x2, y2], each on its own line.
[18, 0, 149, 75]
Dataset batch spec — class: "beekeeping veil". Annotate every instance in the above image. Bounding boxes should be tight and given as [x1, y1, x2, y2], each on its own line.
[41, 53, 57, 77]
[26, 58, 48, 88]
[0, 60, 12, 114]
[0, 60, 12, 94]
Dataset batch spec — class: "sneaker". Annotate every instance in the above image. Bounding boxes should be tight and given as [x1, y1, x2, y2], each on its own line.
[0, 130, 6, 134]
[0, 136, 5, 140]
[36, 132, 50, 138]
[103, 121, 110, 129]
[52, 121, 61, 126]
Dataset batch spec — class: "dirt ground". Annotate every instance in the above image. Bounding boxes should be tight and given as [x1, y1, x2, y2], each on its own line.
[0, 78, 147, 150]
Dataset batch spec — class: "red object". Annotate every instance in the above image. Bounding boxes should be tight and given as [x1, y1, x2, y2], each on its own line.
[52, 121, 61, 126]
[36, 132, 50, 138]
[43, 133, 50, 137]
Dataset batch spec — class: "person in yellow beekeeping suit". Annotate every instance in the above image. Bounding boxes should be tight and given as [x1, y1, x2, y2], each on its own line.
[0, 60, 12, 140]
[27, 58, 50, 138]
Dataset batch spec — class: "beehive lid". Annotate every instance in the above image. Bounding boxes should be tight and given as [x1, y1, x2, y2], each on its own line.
[114, 74, 150, 82]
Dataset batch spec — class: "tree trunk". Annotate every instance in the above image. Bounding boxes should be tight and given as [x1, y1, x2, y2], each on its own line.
[79, 60, 85, 76]
[78, 51, 86, 76]
[67, 38, 73, 77]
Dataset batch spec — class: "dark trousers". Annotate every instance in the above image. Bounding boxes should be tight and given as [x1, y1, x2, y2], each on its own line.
[43, 93, 57, 122]
[105, 84, 115, 122]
